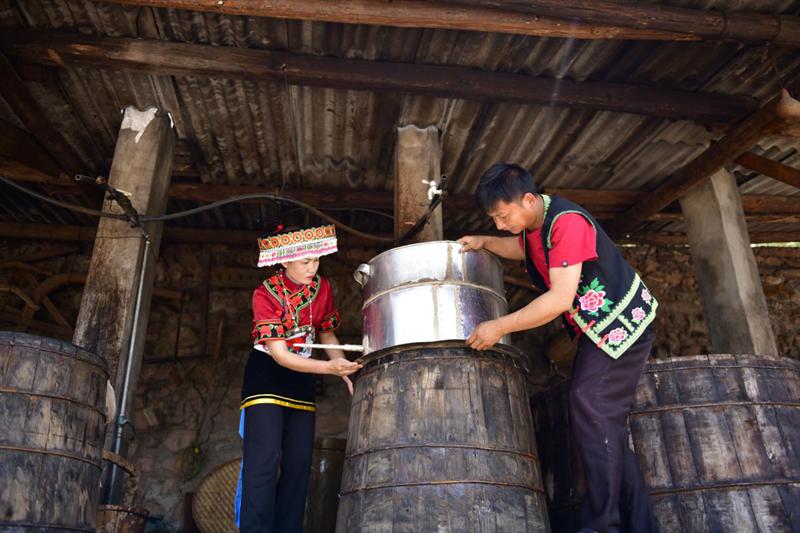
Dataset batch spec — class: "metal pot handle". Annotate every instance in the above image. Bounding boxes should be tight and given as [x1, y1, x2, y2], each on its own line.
[353, 263, 371, 288]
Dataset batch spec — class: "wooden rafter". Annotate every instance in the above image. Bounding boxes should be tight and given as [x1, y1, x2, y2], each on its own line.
[607, 88, 800, 234]
[99, 0, 800, 46]
[0, 29, 756, 122]
[95, 0, 694, 41]
[2, 178, 798, 221]
[0, 222, 388, 248]
[168, 184, 402, 210]
[735, 151, 800, 190]
[167, 184, 800, 220]
[621, 231, 800, 246]
[1, 221, 795, 246]
[459, 0, 800, 46]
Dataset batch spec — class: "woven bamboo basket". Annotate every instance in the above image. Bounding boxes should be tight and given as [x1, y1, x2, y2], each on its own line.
[192, 458, 240, 533]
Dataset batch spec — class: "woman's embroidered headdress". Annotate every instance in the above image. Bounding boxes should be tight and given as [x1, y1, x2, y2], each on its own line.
[257, 224, 338, 267]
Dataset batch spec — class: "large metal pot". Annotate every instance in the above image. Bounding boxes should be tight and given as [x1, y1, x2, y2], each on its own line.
[354, 240, 509, 354]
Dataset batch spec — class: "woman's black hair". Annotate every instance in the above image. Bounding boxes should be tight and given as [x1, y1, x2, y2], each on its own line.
[475, 163, 538, 212]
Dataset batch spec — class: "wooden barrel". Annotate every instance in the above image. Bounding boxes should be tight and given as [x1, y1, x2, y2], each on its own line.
[633, 354, 800, 532]
[336, 342, 550, 532]
[96, 505, 148, 533]
[304, 437, 346, 533]
[529, 380, 583, 533]
[531, 354, 800, 533]
[0, 331, 108, 531]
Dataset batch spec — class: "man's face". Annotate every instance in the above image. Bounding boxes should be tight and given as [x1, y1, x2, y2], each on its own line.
[486, 194, 535, 234]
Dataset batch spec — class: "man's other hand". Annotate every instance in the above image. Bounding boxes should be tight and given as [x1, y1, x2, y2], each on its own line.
[457, 235, 485, 253]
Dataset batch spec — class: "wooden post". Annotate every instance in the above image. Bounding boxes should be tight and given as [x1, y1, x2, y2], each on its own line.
[679, 168, 778, 355]
[394, 125, 442, 244]
[73, 106, 174, 409]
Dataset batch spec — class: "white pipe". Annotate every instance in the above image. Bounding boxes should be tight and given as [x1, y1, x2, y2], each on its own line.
[294, 342, 364, 352]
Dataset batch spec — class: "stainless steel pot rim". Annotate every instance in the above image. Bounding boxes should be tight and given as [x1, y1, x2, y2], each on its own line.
[361, 279, 508, 309]
[364, 240, 503, 270]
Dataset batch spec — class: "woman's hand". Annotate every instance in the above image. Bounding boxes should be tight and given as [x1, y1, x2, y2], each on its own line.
[327, 357, 362, 377]
[341, 376, 354, 396]
[466, 319, 506, 351]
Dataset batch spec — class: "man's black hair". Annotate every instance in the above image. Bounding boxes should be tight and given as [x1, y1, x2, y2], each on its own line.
[475, 163, 538, 212]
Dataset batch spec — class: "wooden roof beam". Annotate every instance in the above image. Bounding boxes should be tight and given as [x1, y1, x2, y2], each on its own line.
[734, 151, 800, 190]
[0, 29, 756, 123]
[167, 184, 800, 219]
[2, 221, 796, 246]
[3, 176, 797, 220]
[462, 1, 800, 47]
[0, 222, 389, 248]
[100, 0, 800, 46]
[168, 183, 402, 210]
[621, 231, 800, 246]
[96, 0, 696, 42]
[607, 87, 800, 234]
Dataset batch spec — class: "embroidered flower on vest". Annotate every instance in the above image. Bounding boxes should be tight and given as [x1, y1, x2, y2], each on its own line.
[577, 277, 615, 316]
[607, 327, 628, 345]
[631, 307, 646, 323]
[641, 288, 652, 304]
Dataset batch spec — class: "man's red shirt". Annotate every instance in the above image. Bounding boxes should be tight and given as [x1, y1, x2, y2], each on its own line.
[518, 213, 598, 334]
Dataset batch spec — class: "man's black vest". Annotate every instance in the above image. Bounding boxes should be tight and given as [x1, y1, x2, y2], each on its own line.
[522, 195, 657, 359]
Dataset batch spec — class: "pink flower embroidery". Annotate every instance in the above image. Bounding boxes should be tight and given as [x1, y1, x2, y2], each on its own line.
[631, 307, 646, 323]
[608, 327, 628, 344]
[641, 288, 652, 304]
[579, 290, 606, 313]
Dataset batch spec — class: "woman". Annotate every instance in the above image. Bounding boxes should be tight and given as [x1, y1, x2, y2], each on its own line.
[235, 224, 362, 532]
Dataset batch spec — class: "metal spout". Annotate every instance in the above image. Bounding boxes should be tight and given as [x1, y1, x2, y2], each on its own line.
[353, 263, 371, 288]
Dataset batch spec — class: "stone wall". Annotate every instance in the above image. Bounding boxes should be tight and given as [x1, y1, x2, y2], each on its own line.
[1, 238, 799, 529]
[623, 245, 800, 361]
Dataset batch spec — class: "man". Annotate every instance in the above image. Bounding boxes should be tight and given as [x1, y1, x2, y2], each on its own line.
[459, 163, 658, 533]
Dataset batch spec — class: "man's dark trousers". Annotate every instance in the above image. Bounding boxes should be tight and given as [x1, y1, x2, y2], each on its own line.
[569, 327, 659, 533]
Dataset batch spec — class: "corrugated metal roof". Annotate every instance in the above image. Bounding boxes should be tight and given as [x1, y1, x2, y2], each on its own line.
[0, 0, 799, 238]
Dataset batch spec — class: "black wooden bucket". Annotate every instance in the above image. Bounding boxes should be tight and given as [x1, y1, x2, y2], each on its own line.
[0, 331, 108, 531]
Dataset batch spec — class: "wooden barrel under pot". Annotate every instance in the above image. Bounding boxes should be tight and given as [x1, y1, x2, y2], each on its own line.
[304, 437, 347, 533]
[531, 353, 800, 533]
[0, 331, 109, 531]
[336, 342, 550, 533]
